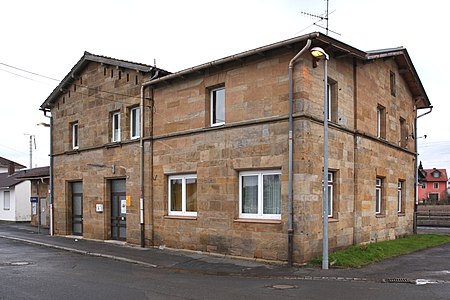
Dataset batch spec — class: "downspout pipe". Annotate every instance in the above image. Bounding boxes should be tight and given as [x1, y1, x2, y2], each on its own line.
[287, 38, 313, 267]
[139, 70, 159, 248]
[413, 105, 433, 234]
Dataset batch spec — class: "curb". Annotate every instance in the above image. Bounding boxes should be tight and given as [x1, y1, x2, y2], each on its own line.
[0, 235, 158, 268]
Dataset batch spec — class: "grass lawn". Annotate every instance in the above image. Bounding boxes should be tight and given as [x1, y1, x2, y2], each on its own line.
[310, 234, 450, 268]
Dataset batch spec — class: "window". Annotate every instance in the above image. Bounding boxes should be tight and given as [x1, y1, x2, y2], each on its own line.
[72, 122, 79, 149]
[112, 112, 121, 142]
[239, 170, 281, 220]
[434, 182, 439, 189]
[376, 177, 383, 214]
[377, 105, 386, 139]
[432, 171, 440, 178]
[400, 117, 407, 147]
[210, 87, 225, 126]
[327, 172, 334, 217]
[168, 174, 197, 217]
[397, 180, 404, 213]
[130, 107, 140, 139]
[390, 71, 396, 97]
[3, 191, 10, 210]
[327, 79, 338, 122]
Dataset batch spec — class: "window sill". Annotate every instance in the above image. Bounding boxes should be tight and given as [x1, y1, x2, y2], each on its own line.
[164, 215, 197, 220]
[397, 212, 405, 217]
[375, 214, 385, 218]
[234, 218, 281, 224]
[105, 142, 122, 148]
[328, 217, 339, 223]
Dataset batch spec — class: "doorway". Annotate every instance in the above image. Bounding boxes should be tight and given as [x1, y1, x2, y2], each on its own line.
[111, 179, 126, 240]
[71, 182, 83, 236]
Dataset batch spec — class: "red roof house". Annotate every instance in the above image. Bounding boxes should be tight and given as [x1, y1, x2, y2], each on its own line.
[418, 168, 448, 203]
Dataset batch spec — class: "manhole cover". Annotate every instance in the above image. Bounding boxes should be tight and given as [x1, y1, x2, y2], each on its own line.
[271, 284, 296, 290]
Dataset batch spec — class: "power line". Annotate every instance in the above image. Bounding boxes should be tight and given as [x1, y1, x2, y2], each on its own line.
[0, 61, 59, 81]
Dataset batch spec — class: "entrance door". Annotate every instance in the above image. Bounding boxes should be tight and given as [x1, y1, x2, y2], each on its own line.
[111, 179, 126, 240]
[40, 198, 47, 226]
[72, 182, 83, 236]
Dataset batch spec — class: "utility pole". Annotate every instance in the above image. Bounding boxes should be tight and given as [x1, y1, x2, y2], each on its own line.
[24, 133, 36, 168]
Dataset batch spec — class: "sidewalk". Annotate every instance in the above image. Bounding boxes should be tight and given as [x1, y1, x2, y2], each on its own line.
[1, 222, 450, 283]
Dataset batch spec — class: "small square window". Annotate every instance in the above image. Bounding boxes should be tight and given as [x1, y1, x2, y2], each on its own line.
[210, 87, 225, 126]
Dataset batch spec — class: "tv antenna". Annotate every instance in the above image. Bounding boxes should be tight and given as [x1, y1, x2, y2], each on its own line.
[300, 0, 340, 36]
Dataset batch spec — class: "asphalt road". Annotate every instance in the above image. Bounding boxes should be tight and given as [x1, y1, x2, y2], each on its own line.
[2, 237, 450, 300]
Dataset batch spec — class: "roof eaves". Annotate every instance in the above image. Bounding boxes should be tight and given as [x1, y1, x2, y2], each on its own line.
[40, 52, 165, 110]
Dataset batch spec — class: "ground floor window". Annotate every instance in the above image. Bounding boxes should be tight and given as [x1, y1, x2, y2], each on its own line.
[327, 172, 334, 217]
[376, 177, 383, 214]
[397, 180, 405, 213]
[239, 170, 281, 220]
[3, 191, 10, 210]
[168, 174, 197, 217]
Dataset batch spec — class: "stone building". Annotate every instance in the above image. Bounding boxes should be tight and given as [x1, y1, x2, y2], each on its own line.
[40, 32, 431, 263]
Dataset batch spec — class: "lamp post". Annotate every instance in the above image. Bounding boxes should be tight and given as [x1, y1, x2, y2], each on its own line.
[38, 116, 53, 236]
[310, 46, 330, 270]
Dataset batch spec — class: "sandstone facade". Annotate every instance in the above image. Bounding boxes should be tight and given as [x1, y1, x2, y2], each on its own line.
[41, 33, 431, 263]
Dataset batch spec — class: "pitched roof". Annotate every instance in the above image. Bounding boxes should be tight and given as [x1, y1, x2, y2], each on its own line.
[0, 172, 26, 189]
[0, 157, 26, 169]
[143, 32, 431, 109]
[15, 166, 49, 179]
[40, 51, 171, 110]
[423, 168, 448, 182]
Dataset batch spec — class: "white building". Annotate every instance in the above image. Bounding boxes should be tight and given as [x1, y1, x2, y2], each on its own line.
[0, 171, 31, 222]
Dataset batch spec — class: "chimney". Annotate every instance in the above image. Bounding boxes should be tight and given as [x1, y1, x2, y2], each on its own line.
[8, 163, 15, 175]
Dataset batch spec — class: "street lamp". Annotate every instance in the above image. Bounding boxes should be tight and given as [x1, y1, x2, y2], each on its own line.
[37, 115, 53, 236]
[311, 46, 330, 270]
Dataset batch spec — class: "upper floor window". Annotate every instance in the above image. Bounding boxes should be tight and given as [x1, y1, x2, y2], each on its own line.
[377, 105, 386, 139]
[434, 182, 439, 189]
[390, 71, 396, 97]
[210, 87, 225, 126]
[376, 177, 383, 214]
[327, 78, 338, 123]
[432, 171, 440, 178]
[400, 117, 407, 147]
[168, 174, 197, 217]
[239, 170, 281, 220]
[130, 107, 140, 139]
[72, 122, 79, 149]
[112, 112, 121, 142]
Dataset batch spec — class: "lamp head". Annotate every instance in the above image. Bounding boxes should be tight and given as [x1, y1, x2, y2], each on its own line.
[310, 47, 329, 60]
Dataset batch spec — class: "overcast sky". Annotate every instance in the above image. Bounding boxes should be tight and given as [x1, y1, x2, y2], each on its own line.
[1, 0, 448, 173]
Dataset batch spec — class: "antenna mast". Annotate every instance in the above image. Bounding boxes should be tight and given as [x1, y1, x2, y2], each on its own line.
[301, 0, 340, 36]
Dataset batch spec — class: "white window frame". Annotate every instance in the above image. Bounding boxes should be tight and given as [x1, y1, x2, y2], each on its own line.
[397, 181, 403, 213]
[72, 122, 79, 149]
[210, 87, 225, 126]
[434, 182, 439, 189]
[130, 107, 140, 139]
[327, 172, 334, 217]
[377, 107, 382, 138]
[239, 170, 281, 220]
[3, 191, 10, 210]
[168, 174, 197, 217]
[327, 83, 332, 122]
[376, 177, 382, 214]
[112, 112, 121, 142]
